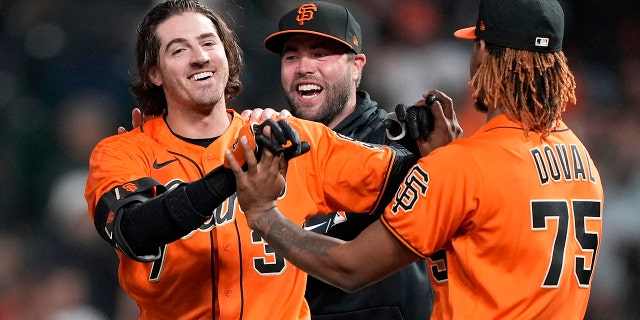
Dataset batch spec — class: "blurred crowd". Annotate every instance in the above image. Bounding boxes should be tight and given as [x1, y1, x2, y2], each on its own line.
[0, 0, 638, 319]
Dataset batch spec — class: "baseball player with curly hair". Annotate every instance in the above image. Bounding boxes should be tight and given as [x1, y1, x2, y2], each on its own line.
[85, 0, 458, 319]
[229, 0, 604, 319]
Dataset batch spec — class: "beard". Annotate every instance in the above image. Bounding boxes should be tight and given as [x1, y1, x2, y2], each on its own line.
[286, 71, 352, 126]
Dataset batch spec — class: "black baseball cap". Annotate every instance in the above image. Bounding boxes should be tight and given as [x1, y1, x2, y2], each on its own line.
[454, 0, 564, 53]
[264, 1, 362, 55]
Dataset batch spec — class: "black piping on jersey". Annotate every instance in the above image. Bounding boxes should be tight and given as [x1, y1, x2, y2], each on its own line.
[168, 149, 219, 319]
[235, 218, 245, 319]
[484, 125, 571, 134]
[380, 214, 427, 259]
[374, 154, 396, 213]
[145, 144, 219, 317]
[209, 231, 216, 320]
[135, 120, 237, 318]
[553, 128, 571, 133]
[167, 124, 225, 319]
[167, 150, 205, 177]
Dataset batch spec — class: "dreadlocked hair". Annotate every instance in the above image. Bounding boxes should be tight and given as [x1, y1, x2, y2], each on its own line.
[471, 43, 577, 138]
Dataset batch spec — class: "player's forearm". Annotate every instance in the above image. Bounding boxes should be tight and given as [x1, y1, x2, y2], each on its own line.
[94, 166, 237, 261]
[248, 208, 366, 292]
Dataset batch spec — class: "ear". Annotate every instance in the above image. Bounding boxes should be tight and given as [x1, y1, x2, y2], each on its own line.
[352, 53, 366, 80]
[148, 66, 162, 86]
[476, 39, 487, 56]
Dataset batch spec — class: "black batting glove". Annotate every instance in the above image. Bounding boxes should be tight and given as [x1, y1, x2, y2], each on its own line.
[254, 119, 311, 161]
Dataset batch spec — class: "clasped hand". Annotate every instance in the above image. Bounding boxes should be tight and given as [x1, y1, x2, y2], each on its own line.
[394, 90, 463, 157]
[225, 119, 309, 224]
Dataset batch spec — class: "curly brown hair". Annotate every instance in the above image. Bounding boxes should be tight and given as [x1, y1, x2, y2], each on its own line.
[130, 0, 244, 116]
[471, 43, 576, 138]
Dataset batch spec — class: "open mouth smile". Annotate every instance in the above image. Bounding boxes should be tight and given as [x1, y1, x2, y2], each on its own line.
[298, 84, 323, 99]
[189, 71, 213, 81]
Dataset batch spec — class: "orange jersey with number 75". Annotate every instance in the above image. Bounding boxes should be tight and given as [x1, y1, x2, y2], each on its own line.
[383, 115, 603, 320]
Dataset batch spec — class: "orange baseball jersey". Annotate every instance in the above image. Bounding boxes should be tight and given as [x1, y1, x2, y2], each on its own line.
[85, 111, 396, 320]
[382, 115, 603, 319]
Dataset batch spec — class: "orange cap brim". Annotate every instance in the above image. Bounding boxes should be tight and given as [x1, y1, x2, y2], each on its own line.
[454, 26, 477, 39]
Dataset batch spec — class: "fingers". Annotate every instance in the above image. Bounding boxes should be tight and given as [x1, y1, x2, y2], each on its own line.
[284, 141, 310, 160]
[417, 108, 431, 138]
[260, 108, 280, 122]
[405, 107, 420, 140]
[225, 145, 244, 176]
[424, 90, 453, 118]
[225, 134, 280, 177]
[394, 104, 408, 122]
[398, 103, 433, 140]
[278, 109, 292, 119]
[132, 108, 143, 128]
[275, 119, 310, 160]
[277, 119, 301, 145]
[241, 108, 290, 123]
[278, 154, 288, 178]
[426, 90, 462, 138]
[260, 119, 287, 145]
[248, 132, 282, 179]
[252, 119, 311, 161]
[240, 136, 259, 170]
[255, 119, 286, 154]
[119, 108, 144, 134]
[243, 108, 267, 123]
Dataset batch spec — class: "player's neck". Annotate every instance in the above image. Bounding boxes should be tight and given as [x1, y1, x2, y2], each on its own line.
[327, 100, 357, 129]
[166, 104, 231, 139]
[485, 107, 505, 123]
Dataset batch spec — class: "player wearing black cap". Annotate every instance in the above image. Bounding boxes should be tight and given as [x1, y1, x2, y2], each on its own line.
[263, 2, 433, 319]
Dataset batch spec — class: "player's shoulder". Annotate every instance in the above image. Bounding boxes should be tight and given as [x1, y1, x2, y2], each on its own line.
[90, 132, 138, 162]
[91, 121, 161, 159]
[284, 116, 335, 138]
[419, 138, 479, 172]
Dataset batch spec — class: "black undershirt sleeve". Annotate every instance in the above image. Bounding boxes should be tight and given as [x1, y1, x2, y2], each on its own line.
[94, 166, 236, 258]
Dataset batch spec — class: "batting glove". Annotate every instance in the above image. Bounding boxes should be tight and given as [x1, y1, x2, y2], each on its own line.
[384, 94, 437, 141]
[225, 118, 310, 168]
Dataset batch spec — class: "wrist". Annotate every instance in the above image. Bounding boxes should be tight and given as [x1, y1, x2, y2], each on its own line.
[245, 204, 278, 233]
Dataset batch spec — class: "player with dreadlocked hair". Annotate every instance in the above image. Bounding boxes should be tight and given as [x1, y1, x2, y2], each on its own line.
[471, 43, 577, 137]
[228, 0, 604, 319]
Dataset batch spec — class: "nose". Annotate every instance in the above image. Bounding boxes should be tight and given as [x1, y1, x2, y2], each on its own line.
[192, 47, 210, 65]
[296, 56, 315, 75]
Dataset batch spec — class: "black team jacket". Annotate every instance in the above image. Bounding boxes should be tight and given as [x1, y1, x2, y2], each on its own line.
[304, 91, 434, 320]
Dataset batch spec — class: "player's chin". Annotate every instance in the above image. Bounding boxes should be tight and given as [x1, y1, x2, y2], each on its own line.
[292, 97, 319, 111]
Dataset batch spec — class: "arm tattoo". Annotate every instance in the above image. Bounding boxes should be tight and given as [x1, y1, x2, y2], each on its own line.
[251, 209, 340, 257]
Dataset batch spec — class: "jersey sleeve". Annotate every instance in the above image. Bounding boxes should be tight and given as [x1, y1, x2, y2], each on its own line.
[84, 133, 153, 220]
[287, 117, 396, 215]
[381, 144, 485, 257]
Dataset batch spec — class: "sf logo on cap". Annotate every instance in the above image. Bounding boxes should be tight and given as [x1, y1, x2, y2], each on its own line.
[296, 3, 317, 25]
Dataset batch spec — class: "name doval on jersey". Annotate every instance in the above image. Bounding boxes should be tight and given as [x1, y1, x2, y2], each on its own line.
[530, 143, 597, 185]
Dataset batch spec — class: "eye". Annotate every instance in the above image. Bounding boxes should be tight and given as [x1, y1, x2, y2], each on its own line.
[283, 53, 298, 61]
[171, 47, 186, 56]
[202, 40, 216, 48]
[314, 51, 330, 59]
